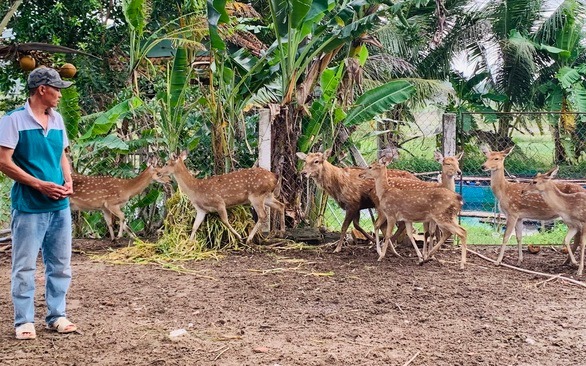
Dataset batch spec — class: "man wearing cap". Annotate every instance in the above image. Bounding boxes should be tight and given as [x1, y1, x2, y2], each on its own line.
[0, 66, 77, 339]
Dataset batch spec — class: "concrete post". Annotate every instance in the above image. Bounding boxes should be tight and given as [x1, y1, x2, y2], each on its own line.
[442, 113, 457, 156]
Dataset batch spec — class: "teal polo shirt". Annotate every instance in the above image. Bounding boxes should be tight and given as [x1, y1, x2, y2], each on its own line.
[0, 101, 69, 213]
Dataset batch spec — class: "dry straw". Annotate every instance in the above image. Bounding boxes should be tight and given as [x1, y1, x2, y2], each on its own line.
[95, 190, 254, 269]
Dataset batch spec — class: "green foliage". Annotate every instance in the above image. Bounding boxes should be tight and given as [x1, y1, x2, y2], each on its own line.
[0, 173, 11, 228]
[344, 81, 416, 127]
[58, 85, 81, 139]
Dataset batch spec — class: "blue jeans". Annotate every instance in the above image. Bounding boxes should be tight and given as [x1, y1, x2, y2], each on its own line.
[11, 207, 72, 327]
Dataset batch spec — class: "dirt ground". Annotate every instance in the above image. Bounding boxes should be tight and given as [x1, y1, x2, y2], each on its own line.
[0, 237, 585, 366]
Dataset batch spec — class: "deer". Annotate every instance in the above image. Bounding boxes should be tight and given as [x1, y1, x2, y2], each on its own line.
[530, 167, 586, 275]
[481, 146, 585, 265]
[365, 150, 464, 258]
[361, 160, 468, 268]
[157, 150, 285, 243]
[296, 149, 418, 253]
[434, 151, 463, 191]
[70, 157, 168, 241]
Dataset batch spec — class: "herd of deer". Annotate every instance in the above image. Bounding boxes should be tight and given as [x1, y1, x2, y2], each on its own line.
[68, 146, 586, 275]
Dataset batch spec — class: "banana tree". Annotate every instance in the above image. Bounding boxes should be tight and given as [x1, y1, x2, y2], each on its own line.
[266, 0, 409, 221]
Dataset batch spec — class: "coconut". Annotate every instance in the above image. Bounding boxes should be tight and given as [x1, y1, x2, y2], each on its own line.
[527, 244, 541, 254]
[19, 55, 36, 71]
[59, 63, 77, 78]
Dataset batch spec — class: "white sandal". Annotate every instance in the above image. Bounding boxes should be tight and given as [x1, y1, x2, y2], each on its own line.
[15, 323, 36, 340]
[47, 317, 77, 333]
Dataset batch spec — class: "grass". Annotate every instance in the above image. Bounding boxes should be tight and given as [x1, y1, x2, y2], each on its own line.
[322, 202, 568, 246]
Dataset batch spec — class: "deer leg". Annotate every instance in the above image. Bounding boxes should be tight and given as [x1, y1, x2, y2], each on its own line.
[514, 219, 524, 265]
[334, 211, 356, 253]
[497, 217, 518, 265]
[265, 195, 286, 237]
[379, 217, 394, 261]
[404, 222, 424, 262]
[422, 222, 430, 259]
[107, 204, 131, 239]
[189, 209, 208, 241]
[216, 205, 244, 242]
[423, 221, 439, 259]
[247, 198, 268, 244]
[101, 209, 116, 241]
[390, 221, 407, 245]
[577, 230, 586, 276]
[352, 217, 375, 243]
[565, 230, 581, 265]
[563, 226, 579, 266]
[374, 216, 383, 257]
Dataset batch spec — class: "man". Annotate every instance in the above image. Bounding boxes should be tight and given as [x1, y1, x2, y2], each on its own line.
[0, 66, 77, 340]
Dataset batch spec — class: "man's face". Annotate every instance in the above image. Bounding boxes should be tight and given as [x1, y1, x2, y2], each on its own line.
[39, 84, 62, 108]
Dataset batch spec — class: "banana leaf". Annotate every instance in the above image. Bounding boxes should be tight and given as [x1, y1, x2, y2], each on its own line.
[344, 80, 415, 126]
[80, 96, 143, 139]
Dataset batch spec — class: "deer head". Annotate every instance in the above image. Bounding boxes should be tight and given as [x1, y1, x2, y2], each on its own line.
[481, 145, 514, 172]
[434, 151, 463, 178]
[360, 161, 386, 180]
[296, 149, 332, 178]
[530, 166, 559, 192]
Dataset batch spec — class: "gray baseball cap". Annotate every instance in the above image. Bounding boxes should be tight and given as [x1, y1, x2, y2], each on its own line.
[27, 67, 73, 89]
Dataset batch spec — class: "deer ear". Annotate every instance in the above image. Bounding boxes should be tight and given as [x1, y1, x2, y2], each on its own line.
[323, 149, 332, 159]
[296, 152, 307, 160]
[434, 151, 444, 163]
[502, 146, 514, 156]
[180, 150, 188, 161]
[149, 156, 159, 167]
[546, 166, 559, 178]
[456, 151, 464, 160]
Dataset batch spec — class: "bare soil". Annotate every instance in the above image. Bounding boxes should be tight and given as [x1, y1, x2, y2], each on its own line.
[0, 238, 585, 366]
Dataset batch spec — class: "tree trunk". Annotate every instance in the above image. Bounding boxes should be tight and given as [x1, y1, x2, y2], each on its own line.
[211, 120, 228, 174]
[553, 122, 567, 164]
[272, 104, 302, 228]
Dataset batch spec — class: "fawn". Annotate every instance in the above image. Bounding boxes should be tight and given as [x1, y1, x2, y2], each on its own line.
[362, 160, 467, 268]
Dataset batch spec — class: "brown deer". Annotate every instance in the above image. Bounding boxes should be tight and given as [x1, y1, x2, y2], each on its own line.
[481, 146, 584, 265]
[296, 149, 418, 253]
[158, 151, 285, 243]
[530, 167, 586, 275]
[70, 157, 168, 240]
[361, 161, 468, 268]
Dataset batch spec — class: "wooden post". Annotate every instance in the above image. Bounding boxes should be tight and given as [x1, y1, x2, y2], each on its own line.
[442, 113, 457, 156]
[258, 109, 271, 232]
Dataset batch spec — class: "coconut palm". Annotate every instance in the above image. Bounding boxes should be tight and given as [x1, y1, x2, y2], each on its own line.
[532, 0, 586, 163]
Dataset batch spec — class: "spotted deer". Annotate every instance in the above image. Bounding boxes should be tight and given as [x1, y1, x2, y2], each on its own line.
[70, 157, 168, 240]
[364, 150, 463, 258]
[158, 151, 285, 243]
[296, 149, 418, 252]
[530, 167, 586, 275]
[481, 146, 585, 265]
[362, 161, 467, 267]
